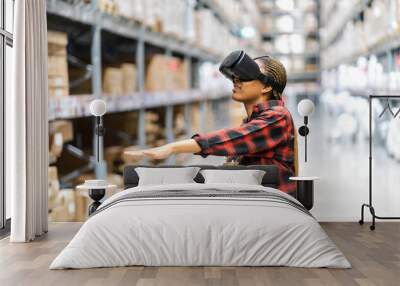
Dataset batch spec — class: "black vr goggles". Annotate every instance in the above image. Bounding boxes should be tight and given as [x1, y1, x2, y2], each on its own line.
[219, 50, 283, 93]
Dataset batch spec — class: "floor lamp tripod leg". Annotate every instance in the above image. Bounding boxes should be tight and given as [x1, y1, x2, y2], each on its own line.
[359, 204, 366, 225]
[369, 206, 376, 231]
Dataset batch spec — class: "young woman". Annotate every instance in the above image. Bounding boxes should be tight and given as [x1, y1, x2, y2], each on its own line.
[125, 55, 297, 197]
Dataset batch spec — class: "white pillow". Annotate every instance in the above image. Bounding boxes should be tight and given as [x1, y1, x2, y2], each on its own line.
[135, 167, 201, 186]
[200, 169, 266, 185]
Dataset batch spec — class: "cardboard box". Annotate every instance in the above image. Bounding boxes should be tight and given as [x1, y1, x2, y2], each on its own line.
[103, 67, 123, 94]
[174, 112, 185, 134]
[121, 63, 137, 93]
[49, 172, 124, 222]
[49, 120, 74, 142]
[98, 0, 117, 15]
[145, 55, 189, 91]
[48, 30, 68, 46]
[145, 112, 159, 122]
[145, 123, 162, 134]
[191, 103, 201, 134]
[48, 167, 60, 211]
[48, 75, 68, 88]
[48, 56, 68, 76]
[48, 86, 69, 97]
[75, 189, 89, 221]
[49, 132, 63, 158]
[48, 30, 69, 97]
[48, 189, 76, 222]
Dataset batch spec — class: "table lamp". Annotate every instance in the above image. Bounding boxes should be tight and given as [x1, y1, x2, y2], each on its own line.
[77, 99, 116, 215]
[290, 99, 318, 211]
[297, 99, 315, 162]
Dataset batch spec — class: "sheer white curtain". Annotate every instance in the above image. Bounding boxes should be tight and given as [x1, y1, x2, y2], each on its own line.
[7, 0, 48, 242]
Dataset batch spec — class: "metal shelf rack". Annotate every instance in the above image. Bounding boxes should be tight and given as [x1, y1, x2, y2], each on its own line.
[48, 90, 230, 121]
[287, 71, 320, 82]
[323, 32, 400, 70]
[46, 0, 233, 180]
[321, 0, 369, 50]
[259, 0, 321, 85]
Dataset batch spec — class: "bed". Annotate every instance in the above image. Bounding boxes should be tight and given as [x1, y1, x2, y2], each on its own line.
[50, 164, 351, 269]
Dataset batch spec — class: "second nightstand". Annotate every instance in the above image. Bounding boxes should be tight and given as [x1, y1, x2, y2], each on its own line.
[289, 176, 320, 211]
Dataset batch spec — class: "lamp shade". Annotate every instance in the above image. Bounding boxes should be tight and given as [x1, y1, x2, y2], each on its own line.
[90, 99, 107, 117]
[297, 99, 315, 116]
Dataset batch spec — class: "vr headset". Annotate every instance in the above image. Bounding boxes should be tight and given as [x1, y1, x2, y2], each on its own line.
[219, 50, 283, 93]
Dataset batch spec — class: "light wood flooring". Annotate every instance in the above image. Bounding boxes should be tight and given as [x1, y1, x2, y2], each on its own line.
[0, 222, 399, 286]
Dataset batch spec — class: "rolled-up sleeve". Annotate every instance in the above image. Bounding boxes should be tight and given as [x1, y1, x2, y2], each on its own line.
[191, 133, 211, 158]
[191, 110, 287, 158]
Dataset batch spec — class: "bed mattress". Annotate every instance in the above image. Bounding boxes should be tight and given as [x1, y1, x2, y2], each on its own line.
[50, 183, 351, 269]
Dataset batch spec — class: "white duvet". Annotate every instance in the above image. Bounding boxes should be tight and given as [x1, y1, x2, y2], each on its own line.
[50, 183, 351, 269]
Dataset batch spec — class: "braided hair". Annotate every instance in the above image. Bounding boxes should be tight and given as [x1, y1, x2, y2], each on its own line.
[255, 56, 287, 100]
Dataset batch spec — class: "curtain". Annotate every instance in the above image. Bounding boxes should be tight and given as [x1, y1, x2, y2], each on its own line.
[7, 0, 48, 242]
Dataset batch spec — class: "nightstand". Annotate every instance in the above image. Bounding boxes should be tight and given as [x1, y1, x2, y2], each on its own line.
[289, 176, 320, 210]
[77, 180, 117, 215]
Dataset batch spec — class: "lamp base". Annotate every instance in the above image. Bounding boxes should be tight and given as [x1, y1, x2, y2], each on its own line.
[88, 188, 106, 215]
[298, 125, 309, 136]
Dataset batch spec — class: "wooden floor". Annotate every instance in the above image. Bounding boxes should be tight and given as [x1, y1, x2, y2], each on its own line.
[0, 222, 399, 286]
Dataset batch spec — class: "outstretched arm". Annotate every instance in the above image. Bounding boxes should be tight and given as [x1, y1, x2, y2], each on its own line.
[124, 139, 201, 161]
[124, 109, 287, 161]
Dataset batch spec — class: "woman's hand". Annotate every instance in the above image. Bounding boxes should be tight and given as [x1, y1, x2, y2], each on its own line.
[124, 145, 174, 161]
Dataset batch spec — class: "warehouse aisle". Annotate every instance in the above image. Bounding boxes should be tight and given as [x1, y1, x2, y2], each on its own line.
[294, 107, 400, 221]
[183, 102, 400, 222]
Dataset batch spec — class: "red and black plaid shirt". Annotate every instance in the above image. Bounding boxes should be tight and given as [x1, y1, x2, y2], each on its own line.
[191, 100, 296, 197]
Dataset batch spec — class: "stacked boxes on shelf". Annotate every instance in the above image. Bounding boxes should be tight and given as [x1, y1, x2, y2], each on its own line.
[146, 111, 171, 165]
[49, 120, 74, 163]
[49, 166, 79, 222]
[174, 110, 189, 165]
[48, 167, 60, 212]
[48, 30, 69, 97]
[103, 63, 137, 95]
[47, 90, 225, 120]
[321, 0, 400, 69]
[145, 55, 189, 91]
[49, 168, 124, 222]
[101, 0, 246, 56]
[190, 103, 202, 135]
[113, 0, 189, 38]
[320, 0, 360, 49]
[49, 188, 77, 222]
[98, 0, 118, 15]
[258, 1, 319, 76]
[121, 111, 164, 165]
[73, 173, 123, 221]
[103, 67, 123, 95]
[194, 8, 239, 56]
[121, 63, 137, 93]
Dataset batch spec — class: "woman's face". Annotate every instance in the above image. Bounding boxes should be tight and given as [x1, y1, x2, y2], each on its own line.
[231, 77, 271, 103]
[231, 61, 272, 103]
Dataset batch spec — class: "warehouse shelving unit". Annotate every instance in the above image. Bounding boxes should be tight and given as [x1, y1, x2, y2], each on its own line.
[319, 1, 400, 228]
[321, 0, 400, 90]
[262, 30, 319, 38]
[199, 0, 239, 33]
[323, 33, 400, 70]
[258, 0, 321, 100]
[321, 0, 369, 50]
[46, 0, 243, 184]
